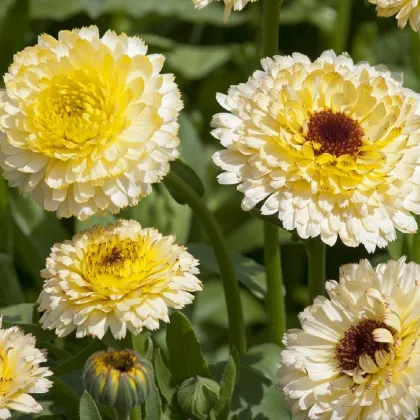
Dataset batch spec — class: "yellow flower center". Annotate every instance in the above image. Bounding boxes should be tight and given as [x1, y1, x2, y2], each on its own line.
[27, 69, 130, 160]
[82, 232, 170, 296]
[98, 350, 137, 373]
[306, 110, 364, 157]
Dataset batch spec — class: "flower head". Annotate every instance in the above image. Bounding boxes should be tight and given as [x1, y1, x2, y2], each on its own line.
[0, 319, 52, 419]
[37, 219, 202, 339]
[212, 51, 420, 252]
[83, 349, 153, 409]
[193, 0, 258, 22]
[277, 257, 420, 419]
[0, 26, 183, 220]
[369, 0, 420, 32]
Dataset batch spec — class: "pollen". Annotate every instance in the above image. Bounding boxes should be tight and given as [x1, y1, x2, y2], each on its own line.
[306, 110, 364, 157]
[335, 319, 392, 371]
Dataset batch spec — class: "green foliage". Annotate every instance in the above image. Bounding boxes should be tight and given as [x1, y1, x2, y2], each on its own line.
[80, 392, 103, 420]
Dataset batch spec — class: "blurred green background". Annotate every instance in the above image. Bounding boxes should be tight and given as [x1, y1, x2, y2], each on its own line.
[0, 0, 419, 418]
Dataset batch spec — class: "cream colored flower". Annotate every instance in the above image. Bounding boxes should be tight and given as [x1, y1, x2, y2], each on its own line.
[212, 51, 420, 252]
[0, 26, 183, 220]
[277, 257, 420, 419]
[0, 319, 52, 419]
[193, 0, 258, 22]
[37, 220, 202, 339]
[369, 0, 420, 31]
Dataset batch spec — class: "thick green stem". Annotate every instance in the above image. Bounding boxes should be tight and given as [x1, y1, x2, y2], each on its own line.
[263, 224, 286, 345]
[262, 0, 282, 57]
[333, 0, 352, 53]
[306, 238, 326, 302]
[261, 0, 286, 344]
[113, 408, 130, 420]
[51, 376, 80, 420]
[164, 171, 246, 355]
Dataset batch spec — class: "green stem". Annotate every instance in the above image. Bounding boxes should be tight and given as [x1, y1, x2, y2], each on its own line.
[263, 224, 286, 345]
[51, 376, 80, 420]
[333, 0, 352, 53]
[410, 216, 420, 263]
[306, 237, 326, 302]
[262, 0, 282, 57]
[164, 171, 246, 355]
[411, 31, 420, 79]
[113, 408, 130, 420]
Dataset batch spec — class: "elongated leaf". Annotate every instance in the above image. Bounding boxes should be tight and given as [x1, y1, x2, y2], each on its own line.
[154, 349, 176, 405]
[214, 356, 237, 420]
[188, 243, 266, 299]
[54, 340, 105, 375]
[80, 392, 102, 420]
[164, 160, 205, 205]
[166, 311, 210, 384]
[145, 379, 162, 419]
[0, 254, 24, 304]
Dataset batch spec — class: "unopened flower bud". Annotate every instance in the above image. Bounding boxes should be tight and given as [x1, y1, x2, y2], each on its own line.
[83, 349, 153, 410]
[176, 376, 220, 419]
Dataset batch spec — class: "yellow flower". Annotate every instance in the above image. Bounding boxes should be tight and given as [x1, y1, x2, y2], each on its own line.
[0, 26, 183, 220]
[277, 257, 420, 419]
[369, 0, 420, 31]
[37, 220, 202, 339]
[193, 0, 258, 21]
[212, 51, 420, 252]
[0, 319, 52, 419]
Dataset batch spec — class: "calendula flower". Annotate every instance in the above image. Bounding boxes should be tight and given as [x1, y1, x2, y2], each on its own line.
[193, 0, 258, 22]
[212, 51, 420, 252]
[83, 349, 153, 410]
[38, 220, 202, 339]
[277, 258, 420, 419]
[0, 319, 53, 419]
[0, 26, 182, 220]
[369, 0, 420, 32]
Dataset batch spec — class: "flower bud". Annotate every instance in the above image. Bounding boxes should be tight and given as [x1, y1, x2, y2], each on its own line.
[83, 348, 153, 409]
[176, 376, 220, 419]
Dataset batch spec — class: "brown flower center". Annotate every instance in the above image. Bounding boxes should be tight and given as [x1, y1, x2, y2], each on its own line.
[306, 110, 364, 157]
[336, 319, 392, 371]
[102, 350, 136, 373]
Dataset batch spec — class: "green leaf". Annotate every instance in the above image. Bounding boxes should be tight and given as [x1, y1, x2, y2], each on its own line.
[0, 303, 34, 323]
[168, 45, 233, 80]
[188, 243, 266, 299]
[154, 349, 177, 405]
[387, 231, 409, 260]
[80, 392, 103, 420]
[121, 184, 191, 244]
[231, 344, 291, 419]
[0, 254, 25, 304]
[214, 356, 238, 420]
[166, 311, 211, 385]
[165, 160, 205, 205]
[54, 340, 105, 375]
[145, 379, 162, 419]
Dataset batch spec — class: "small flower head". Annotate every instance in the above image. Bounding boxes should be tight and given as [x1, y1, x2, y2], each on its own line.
[369, 0, 420, 32]
[277, 257, 420, 419]
[193, 0, 258, 22]
[37, 219, 202, 339]
[83, 349, 153, 409]
[0, 26, 183, 220]
[0, 319, 53, 419]
[212, 51, 420, 252]
[177, 376, 220, 420]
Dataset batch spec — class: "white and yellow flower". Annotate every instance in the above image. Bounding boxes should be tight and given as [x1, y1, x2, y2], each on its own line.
[0, 319, 52, 419]
[277, 257, 420, 419]
[193, 0, 258, 22]
[37, 220, 202, 339]
[0, 26, 183, 220]
[212, 51, 420, 252]
[369, 0, 420, 32]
